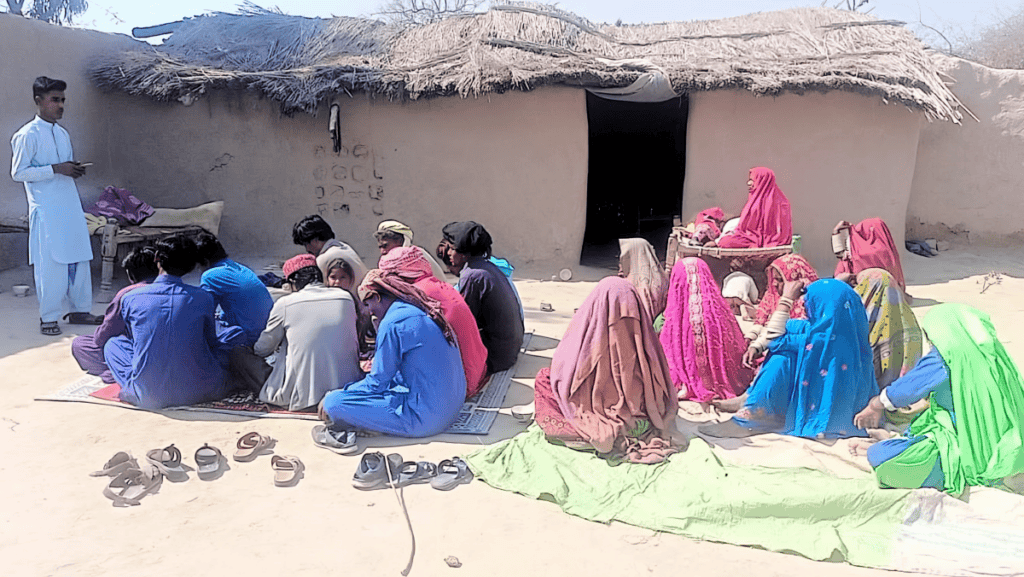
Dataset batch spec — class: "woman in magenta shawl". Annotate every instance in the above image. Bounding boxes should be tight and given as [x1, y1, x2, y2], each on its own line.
[713, 167, 793, 249]
[659, 258, 752, 402]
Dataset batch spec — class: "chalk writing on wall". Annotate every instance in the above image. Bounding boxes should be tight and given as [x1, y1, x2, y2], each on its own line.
[311, 135, 385, 222]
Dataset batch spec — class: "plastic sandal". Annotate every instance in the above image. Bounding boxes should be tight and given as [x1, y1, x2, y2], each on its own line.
[397, 461, 438, 487]
[146, 444, 187, 481]
[195, 444, 223, 480]
[233, 432, 275, 462]
[63, 312, 103, 325]
[310, 424, 358, 455]
[271, 455, 303, 487]
[352, 452, 404, 490]
[40, 320, 61, 336]
[430, 457, 474, 491]
[102, 467, 163, 507]
[90, 451, 137, 477]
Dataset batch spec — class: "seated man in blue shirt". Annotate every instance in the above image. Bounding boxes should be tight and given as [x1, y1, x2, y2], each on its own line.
[104, 235, 241, 410]
[195, 231, 273, 346]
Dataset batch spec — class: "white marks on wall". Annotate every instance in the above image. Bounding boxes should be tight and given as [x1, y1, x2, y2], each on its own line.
[311, 136, 384, 220]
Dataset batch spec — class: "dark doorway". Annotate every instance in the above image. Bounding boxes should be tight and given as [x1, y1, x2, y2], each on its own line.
[580, 93, 688, 269]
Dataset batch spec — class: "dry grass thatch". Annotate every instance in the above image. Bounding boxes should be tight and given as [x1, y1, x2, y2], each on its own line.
[89, 3, 963, 121]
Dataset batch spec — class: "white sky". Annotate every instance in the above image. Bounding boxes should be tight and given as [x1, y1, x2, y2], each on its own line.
[16, 0, 1024, 48]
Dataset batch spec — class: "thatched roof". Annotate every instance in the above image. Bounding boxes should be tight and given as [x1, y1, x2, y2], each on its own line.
[89, 3, 964, 121]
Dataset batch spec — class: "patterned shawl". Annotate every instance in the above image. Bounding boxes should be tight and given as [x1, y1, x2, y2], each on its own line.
[660, 258, 752, 402]
[854, 268, 923, 388]
[358, 269, 455, 344]
[754, 254, 819, 326]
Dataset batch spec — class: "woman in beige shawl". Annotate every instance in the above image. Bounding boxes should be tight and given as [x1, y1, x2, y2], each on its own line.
[618, 238, 668, 321]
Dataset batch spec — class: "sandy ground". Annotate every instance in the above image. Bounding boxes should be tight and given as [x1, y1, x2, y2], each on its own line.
[1, 244, 1023, 577]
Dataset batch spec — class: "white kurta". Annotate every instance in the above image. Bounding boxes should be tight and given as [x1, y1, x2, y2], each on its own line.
[10, 116, 93, 265]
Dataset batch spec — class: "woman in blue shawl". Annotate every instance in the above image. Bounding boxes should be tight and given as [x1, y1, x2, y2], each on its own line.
[702, 279, 878, 438]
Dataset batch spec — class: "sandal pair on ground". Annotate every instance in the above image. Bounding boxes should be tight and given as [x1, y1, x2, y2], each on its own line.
[91, 445, 187, 507]
[353, 452, 473, 491]
[39, 312, 104, 336]
[233, 431, 304, 488]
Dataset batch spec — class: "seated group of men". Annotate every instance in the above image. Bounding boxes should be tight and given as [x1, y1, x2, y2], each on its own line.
[70, 216, 525, 438]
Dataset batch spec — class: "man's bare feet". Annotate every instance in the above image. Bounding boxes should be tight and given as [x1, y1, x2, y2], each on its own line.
[710, 393, 747, 413]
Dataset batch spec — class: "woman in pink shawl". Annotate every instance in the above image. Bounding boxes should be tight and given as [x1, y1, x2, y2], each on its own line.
[833, 218, 906, 291]
[714, 167, 793, 249]
[660, 258, 752, 402]
[533, 277, 681, 464]
[379, 246, 489, 398]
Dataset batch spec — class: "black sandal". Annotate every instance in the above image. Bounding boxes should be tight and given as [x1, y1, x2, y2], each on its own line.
[40, 320, 61, 336]
[64, 312, 103, 325]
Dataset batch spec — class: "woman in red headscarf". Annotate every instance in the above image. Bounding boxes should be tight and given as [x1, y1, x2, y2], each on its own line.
[713, 167, 793, 249]
[833, 218, 906, 291]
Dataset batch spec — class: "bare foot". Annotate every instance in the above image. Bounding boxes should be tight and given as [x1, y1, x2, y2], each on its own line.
[848, 438, 877, 457]
[710, 393, 747, 413]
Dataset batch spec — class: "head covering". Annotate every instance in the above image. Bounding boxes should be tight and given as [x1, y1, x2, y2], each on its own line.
[379, 246, 434, 282]
[546, 276, 678, 463]
[358, 269, 455, 343]
[911, 304, 1024, 494]
[692, 207, 725, 243]
[618, 238, 668, 320]
[717, 167, 792, 248]
[443, 221, 492, 256]
[316, 244, 367, 286]
[377, 220, 414, 247]
[722, 272, 759, 305]
[755, 254, 819, 326]
[834, 218, 906, 291]
[283, 254, 317, 280]
[738, 279, 877, 438]
[660, 258, 752, 402]
[853, 268, 923, 388]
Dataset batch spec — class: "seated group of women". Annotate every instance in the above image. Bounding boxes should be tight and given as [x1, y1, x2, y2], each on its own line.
[532, 167, 1024, 495]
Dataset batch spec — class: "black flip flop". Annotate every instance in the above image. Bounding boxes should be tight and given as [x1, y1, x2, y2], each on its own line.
[40, 320, 61, 336]
[397, 461, 438, 487]
[64, 312, 103, 325]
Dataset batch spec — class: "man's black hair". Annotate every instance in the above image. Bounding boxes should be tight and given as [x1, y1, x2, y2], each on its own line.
[292, 215, 335, 246]
[122, 246, 160, 284]
[289, 266, 323, 291]
[154, 235, 198, 277]
[33, 77, 67, 101]
[194, 231, 229, 267]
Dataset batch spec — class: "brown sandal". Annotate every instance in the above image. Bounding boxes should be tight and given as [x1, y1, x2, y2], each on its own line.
[233, 432, 275, 462]
[271, 455, 303, 487]
[102, 467, 162, 507]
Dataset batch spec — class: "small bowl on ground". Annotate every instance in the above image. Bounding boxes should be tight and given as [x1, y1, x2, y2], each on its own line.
[511, 404, 534, 424]
[12, 284, 30, 297]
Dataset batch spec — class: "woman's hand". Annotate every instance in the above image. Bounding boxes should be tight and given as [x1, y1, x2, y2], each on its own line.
[703, 240, 717, 248]
[853, 397, 884, 430]
[781, 279, 805, 300]
[833, 220, 852, 234]
[317, 399, 329, 422]
[742, 346, 762, 368]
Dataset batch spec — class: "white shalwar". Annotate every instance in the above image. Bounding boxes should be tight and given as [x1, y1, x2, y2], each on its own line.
[11, 116, 94, 322]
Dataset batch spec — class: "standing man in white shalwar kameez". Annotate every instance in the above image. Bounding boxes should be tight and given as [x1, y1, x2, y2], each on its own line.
[10, 77, 102, 335]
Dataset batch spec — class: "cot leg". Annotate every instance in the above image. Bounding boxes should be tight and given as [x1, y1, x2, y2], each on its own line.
[96, 222, 118, 303]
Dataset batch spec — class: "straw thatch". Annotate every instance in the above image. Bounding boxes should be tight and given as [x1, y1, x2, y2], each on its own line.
[89, 3, 963, 121]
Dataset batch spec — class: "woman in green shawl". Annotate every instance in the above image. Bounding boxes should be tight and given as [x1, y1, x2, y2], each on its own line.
[853, 304, 1024, 494]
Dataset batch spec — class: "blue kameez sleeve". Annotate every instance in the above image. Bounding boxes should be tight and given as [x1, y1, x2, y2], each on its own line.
[881, 348, 949, 409]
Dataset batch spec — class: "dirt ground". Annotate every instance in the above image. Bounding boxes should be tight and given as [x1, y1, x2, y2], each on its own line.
[1, 244, 1023, 577]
